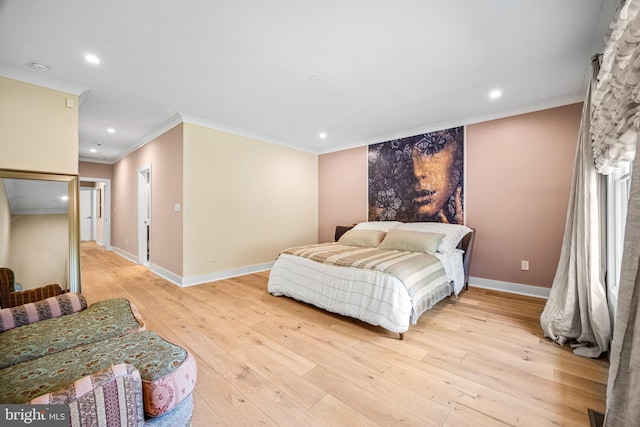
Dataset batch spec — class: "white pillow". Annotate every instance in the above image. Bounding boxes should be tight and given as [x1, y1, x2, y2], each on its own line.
[397, 222, 472, 255]
[352, 221, 403, 232]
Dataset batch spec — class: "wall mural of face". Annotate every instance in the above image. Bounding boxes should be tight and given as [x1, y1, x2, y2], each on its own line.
[412, 140, 460, 218]
[368, 127, 464, 224]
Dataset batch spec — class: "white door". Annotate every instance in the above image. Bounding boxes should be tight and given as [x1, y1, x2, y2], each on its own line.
[79, 177, 112, 250]
[138, 166, 151, 266]
[80, 189, 94, 241]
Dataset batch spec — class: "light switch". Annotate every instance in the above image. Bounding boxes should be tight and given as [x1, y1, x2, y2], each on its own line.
[174, 203, 181, 212]
[65, 98, 75, 108]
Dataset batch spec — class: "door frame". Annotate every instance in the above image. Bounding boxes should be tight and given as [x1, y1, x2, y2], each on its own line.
[79, 187, 96, 241]
[138, 165, 152, 267]
[79, 177, 112, 250]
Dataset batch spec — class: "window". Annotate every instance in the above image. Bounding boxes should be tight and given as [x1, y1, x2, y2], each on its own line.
[606, 161, 632, 320]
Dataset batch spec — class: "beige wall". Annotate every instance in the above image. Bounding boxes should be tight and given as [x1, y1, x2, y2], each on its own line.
[112, 124, 184, 275]
[183, 123, 318, 277]
[9, 214, 68, 290]
[318, 103, 581, 288]
[318, 146, 367, 243]
[0, 77, 78, 175]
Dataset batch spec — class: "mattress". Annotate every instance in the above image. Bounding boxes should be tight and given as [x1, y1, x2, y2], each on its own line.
[268, 243, 462, 334]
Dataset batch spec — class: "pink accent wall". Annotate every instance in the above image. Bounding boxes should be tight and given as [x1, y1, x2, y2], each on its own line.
[79, 162, 114, 180]
[318, 147, 368, 243]
[318, 103, 582, 288]
[112, 123, 184, 276]
[466, 104, 581, 287]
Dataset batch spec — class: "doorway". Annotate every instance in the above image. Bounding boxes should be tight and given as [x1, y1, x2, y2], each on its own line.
[138, 165, 151, 266]
[79, 188, 95, 241]
[79, 177, 112, 250]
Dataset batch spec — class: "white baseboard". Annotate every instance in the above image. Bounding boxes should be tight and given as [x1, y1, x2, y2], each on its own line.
[107, 248, 274, 288]
[181, 262, 274, 287]
[149, 264, 183, 287]
[94, 240, 114, 252]
[111, 247, 138, 264]
[468, 276, 550, 299]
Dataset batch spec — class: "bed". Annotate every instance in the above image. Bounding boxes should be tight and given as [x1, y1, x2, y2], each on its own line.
[267, 221, 474, 339]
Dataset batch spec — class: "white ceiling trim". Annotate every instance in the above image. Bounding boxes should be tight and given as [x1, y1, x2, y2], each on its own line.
[68, 88, 587, 163]
[109, 113, 184, 164]
[84, 111, 312, 164]
[318, 93, 586, 155]
[119, 90, 586, 162]
[0, 64, 89, 98]
[179, 113, 317, 154]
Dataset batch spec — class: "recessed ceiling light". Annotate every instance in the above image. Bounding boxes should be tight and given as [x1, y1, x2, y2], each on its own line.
[489, 89, 502, 99]
[107, 128, 115, 133]
[85, 54, 100, 64]
[90, 148, 97, 153]
[30, 61, 50, 72]
[319, 132, 327, 139]
[60, 195, 69, 201]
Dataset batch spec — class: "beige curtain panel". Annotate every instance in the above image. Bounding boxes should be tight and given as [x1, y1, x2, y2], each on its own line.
[605, 141, 640, 426]
[540, 70, 611, 358]
[591, 0, 640, 174]
[589, 0, 640, 424]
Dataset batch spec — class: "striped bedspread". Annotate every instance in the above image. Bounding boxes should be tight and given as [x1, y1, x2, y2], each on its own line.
[280, 243, 451, 322]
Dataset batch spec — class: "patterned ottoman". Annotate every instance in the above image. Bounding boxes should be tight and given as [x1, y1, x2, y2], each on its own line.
[0, 330, 197, 417]
[0, 298, 145, 369]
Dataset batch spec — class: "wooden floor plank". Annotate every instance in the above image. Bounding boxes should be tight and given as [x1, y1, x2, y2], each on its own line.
[230, 343, 325, 409]
[309, 394, 379, 427]
[79, 242, 608, 426]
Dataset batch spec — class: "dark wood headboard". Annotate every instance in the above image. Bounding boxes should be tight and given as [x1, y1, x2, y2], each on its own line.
[458, 229, 475, 289]
[334, 225, 354, 242]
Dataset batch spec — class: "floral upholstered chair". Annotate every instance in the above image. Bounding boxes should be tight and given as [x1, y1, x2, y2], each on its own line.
[0, 267, 64, 308]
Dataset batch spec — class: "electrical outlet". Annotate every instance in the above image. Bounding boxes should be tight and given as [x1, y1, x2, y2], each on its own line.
[210, 253, 216, 263]
[521, 260, 529, 271]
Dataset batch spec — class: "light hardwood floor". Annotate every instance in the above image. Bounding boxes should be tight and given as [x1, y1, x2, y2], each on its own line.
[80, 241, 608, 426]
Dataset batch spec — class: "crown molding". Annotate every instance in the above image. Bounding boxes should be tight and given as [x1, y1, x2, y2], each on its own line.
[78, 156, 114, 164]
[83, 91, 585, 163]
[109, 111, 318, 165]
[318, 93, 585, 155]
[110, 113, 184, 163]
[180, 113, 317, 154]
[0, 64, 89, 98]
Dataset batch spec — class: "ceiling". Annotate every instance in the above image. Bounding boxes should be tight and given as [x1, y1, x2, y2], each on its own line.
[0, 0, 620, 163]
[2, 178, 68, 215]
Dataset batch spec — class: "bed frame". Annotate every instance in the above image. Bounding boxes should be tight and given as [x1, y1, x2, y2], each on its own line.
[459, 228, 475, 290]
